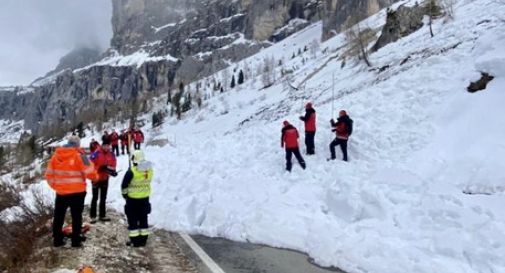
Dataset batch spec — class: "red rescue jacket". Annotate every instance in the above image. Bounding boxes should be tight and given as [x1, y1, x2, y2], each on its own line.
[133, 130, 144, 143]
[281, 125, 299, 149]
[109, 132, 119, 146]
[90, 148, 117, 182]
[300, 108, 316, 132]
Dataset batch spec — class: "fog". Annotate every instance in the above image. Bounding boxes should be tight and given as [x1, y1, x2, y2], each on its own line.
[0, 0, 112, 86]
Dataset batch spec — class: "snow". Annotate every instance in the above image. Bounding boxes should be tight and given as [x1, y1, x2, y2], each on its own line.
[272, 18, 309, 36]
[152, 22, 177, 33]
[24, 0, 505, 272]
[219, 13, 245, 23]
[77, 50, 178, 71]
[0, 119, 26, 143]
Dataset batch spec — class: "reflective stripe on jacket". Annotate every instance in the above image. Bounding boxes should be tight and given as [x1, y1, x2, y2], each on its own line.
[45, 147, 98, 195]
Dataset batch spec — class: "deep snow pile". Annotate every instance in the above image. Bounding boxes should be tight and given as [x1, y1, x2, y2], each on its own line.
[37, 0, 505, 272]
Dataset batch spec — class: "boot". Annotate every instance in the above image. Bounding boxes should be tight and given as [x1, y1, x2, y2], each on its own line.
[138, 235, 148, 247]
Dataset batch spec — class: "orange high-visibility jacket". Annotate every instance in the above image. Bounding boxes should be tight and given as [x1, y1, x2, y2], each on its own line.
[45, 147, 98, 195]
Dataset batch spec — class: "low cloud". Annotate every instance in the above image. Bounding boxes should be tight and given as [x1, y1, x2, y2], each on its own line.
[0, 0, 112, 86]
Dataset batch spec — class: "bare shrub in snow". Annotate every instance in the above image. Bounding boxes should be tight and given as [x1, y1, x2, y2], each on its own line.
[261, 56, 276, 88]
[0, 187, 52, 272]
[441, 0, 456, 20]
[424, 0, 443, 37]
[343, 17, 375, 67]
[309, 39, 320, 59]
[221, 68, 230, 92]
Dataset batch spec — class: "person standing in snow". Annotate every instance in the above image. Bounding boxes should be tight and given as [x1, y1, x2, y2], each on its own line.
[89, 139, 118, 222]
[89, 138, 100, 153]
[45, 136, 98, 247]
[109, 129, 120, 157]
[299, 102, 317, 155]
[122, 150, 153, 247]
[101, 130, 109, 144]
[119, 129, 130, 155]
[132, 128, 144, 150]
[329, 110, 353, 162]
[281, 120, 306, 172]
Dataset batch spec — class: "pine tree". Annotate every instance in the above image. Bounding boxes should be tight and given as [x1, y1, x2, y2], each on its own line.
[230, 75, 236, 89]
[238, 69, 244, 85]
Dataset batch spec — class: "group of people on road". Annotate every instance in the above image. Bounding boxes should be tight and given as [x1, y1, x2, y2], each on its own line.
[45, 133, 153, 248]
[90, 128, 145, 156]
[281, 102, 353, 171]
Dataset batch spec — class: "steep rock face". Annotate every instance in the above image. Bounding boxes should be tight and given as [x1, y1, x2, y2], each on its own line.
[322, 0, 398, 40]
[372, 4, 425, 51]
[112, 0, 324, 55]
[0, 60, 179, 133]
[111, 0, 324, 83]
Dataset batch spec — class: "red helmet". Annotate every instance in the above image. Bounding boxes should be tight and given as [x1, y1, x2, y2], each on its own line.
[305, 102, 313, 109]
[283, 120, 290, 126]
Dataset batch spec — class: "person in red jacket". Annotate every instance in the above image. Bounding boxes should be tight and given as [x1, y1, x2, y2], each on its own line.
[133, 128, 144, 150]
[89, 138, 100, 153]
[329, 110, 353, 162]
[109, 129, 120, 156]
[89, 139, 118, 222]
[119, 129, 130, 155]
[299, 102, 316, 155]
[281, 120, 306, 172]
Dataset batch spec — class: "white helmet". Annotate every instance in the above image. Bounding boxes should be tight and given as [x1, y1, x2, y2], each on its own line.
[132, 150, 145, 164]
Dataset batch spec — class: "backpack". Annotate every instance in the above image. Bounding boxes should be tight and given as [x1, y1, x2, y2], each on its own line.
[347, 118, 353, 136]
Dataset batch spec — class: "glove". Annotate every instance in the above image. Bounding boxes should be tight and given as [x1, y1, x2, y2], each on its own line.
[98, 165, 108, 172]
[103, 166, 117, 177]
[105, 168, 118, 177]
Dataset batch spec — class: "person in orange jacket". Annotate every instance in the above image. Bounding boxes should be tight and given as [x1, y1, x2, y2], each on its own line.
[45, 136, 98, 247]
[89, 138, 118, 222]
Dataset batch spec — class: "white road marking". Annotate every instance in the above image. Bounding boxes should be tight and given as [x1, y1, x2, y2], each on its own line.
[179, 232, 227, 273]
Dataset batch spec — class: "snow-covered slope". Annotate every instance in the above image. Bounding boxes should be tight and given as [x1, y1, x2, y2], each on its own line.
[55, 0, 505, 272]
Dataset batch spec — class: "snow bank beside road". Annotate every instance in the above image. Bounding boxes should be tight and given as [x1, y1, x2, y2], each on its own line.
[109, 1, 505, 272]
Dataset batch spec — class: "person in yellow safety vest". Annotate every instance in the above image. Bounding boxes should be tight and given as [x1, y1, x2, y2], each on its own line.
[121, 150, 153, 247]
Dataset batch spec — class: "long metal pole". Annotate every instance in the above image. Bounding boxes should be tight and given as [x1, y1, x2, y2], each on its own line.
[332, 72, 335, 119]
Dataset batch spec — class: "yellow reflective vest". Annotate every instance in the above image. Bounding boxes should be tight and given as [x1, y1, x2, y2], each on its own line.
[124, 165, 153, 199]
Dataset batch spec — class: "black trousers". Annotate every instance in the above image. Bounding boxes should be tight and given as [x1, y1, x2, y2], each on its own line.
[53, 192, 86, 245]
[90, 180, 108, 218]
[112, 145, 120, 156]
[125, 198, 151, 247]
[330, 138, 348, 161]
[121, 144, 129, 155]
[134, 142, 141, 150]
[305, 131, 316, 154]
[285, 148, 306, 171]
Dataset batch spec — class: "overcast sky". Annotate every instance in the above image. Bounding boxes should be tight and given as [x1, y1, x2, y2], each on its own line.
[0, 0, 112, 86]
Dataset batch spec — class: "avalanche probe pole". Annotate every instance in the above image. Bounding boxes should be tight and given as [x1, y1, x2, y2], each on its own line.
[127, 130, 132, 168]
[332, 72, 335, 119]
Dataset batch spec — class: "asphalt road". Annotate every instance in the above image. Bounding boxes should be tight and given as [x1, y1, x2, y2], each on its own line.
[189, 235, 345, 273]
